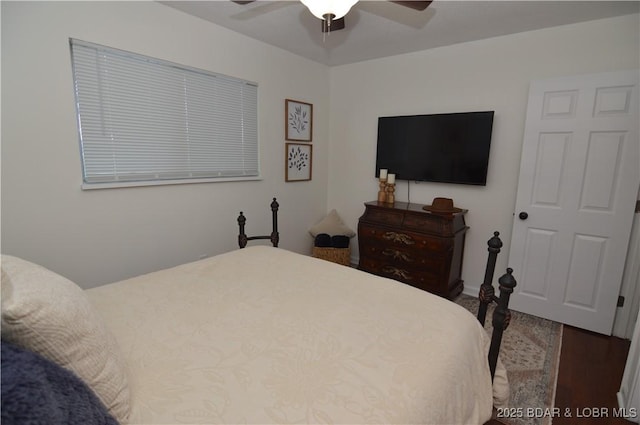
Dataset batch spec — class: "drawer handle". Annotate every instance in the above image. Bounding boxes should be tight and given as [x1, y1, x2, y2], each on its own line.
[382, 249, 414, 262]
[382, 232, 415, 245]
[382, 266, 412, 280]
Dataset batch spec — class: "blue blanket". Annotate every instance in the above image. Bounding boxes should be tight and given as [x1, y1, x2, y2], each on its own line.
[1, 340, 119, 425]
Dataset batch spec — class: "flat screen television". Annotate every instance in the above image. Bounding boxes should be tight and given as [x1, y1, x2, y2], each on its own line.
[375, 111, 494, 186]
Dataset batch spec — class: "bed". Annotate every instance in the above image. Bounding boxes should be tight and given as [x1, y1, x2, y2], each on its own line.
[1, 199, 514, 425]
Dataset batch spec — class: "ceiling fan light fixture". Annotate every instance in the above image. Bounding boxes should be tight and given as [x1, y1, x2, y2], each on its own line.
[300, 0, 359, 21]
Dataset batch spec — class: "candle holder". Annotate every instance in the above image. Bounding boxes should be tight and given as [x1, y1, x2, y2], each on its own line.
[377, 177, 387, 203]
[385, 183, 396, 204]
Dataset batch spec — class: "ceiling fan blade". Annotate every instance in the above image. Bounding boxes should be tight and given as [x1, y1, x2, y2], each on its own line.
[321, 16, 345, 33]
[389, 1, 432, 11]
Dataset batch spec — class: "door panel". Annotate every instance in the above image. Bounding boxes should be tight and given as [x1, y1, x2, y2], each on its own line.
[564, 234, 606, 309]
[581, 132, 625, 210]
[533, 132, 570, 206]
[518, 229, 555, 300]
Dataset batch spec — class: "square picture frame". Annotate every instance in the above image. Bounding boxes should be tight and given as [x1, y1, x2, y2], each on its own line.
[285, 143, 312, 182]
[285, 99, 313, 142]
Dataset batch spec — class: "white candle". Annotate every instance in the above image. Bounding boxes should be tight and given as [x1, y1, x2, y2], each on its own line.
[379, 169, 388, 179]
[387, 173, 395, 184]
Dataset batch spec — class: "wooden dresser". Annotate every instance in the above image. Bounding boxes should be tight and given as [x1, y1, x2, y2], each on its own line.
[357, 201, 468, 299]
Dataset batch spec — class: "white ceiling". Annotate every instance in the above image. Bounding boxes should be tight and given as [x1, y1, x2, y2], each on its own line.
[161, 1, 639, 66]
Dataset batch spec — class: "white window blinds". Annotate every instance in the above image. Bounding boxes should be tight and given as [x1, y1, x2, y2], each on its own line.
[70, 39, 259, 187]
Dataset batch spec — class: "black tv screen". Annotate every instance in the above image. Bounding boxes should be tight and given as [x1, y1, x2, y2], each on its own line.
[375, 111, 494, 185]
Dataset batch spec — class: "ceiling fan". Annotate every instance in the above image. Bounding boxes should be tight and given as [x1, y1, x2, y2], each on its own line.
[233, 0, 432, 33]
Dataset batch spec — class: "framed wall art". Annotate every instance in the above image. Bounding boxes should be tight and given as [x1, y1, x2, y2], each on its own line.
[285, 143, 312, 182]
[285, 99, 313, 141]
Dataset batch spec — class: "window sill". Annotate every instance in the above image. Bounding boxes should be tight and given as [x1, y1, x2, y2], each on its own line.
[81, 176, 262, 190]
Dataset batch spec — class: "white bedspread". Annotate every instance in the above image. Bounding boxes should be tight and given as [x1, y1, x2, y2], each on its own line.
[86, 246, 508, 424]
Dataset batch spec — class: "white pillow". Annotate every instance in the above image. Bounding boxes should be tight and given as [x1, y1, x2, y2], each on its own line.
[1, 255, 130, 423]
[309, 209, 356, 237]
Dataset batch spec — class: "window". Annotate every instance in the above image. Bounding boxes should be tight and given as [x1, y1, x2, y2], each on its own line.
[70, 39, 259, 188]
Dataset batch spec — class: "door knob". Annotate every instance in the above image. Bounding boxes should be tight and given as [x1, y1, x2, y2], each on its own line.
[519, 212, 529, 220]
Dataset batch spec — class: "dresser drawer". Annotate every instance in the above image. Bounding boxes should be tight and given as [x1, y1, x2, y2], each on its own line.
[402, 213, 446, 235]
[359, 224, 417, 246]
[359, 224, 453, 252]
[402, 209, 467, 236]
[360, 243, 444, 269]
[358, 258, 441, 293]
[360, 208, 404, 227]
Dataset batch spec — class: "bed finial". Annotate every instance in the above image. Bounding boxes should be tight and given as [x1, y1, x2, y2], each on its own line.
[499, 268, 517, 292]
[488, 231, 503, 251]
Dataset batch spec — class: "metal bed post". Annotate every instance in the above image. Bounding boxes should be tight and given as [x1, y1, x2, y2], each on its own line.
[478, 231, 503, 326]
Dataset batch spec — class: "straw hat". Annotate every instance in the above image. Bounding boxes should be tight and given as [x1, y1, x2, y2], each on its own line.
[422, 197, 463, 214]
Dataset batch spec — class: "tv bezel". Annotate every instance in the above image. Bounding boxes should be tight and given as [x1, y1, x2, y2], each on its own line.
[375, 111, 494, 186]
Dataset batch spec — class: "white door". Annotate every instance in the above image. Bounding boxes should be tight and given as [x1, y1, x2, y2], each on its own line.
[508, 70, 639, 335]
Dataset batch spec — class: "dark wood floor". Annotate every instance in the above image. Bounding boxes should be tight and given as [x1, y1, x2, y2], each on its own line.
[554, 325, 632, 425]
[488, 325, 632, 425]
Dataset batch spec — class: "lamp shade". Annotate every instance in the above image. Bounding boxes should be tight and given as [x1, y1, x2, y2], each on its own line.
[300, 0, 359, 20]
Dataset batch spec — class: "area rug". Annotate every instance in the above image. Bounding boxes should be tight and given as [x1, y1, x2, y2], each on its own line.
[456, 294, 563, 425]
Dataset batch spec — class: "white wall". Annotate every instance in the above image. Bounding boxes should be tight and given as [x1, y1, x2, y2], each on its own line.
[1, 1, 330, 288]
[327, 14, 640, 296]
